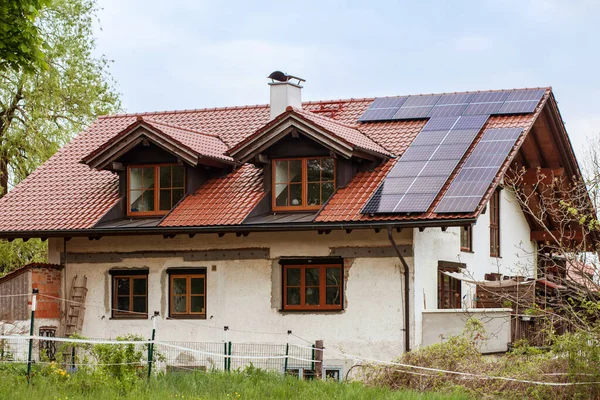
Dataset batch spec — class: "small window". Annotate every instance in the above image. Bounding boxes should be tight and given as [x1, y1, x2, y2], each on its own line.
[112, 273, 148, 318]
[282, 263, 343, 311]
[460, 226, 472, 252]
[273, 158, 335, 211]
[490, 190, 500, 257]
[169, 270, 206, 319]
[324, 367, 343, 381]
[438, 263, 462, 309]
[128, 164, 185, 216]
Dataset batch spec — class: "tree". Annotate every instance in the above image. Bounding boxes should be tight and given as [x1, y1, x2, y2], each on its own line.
[0, 0, 121, 275]
[0, 0, 50, 72]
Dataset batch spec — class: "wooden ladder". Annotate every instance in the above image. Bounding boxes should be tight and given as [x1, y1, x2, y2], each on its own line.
[65, 275, 88, 337]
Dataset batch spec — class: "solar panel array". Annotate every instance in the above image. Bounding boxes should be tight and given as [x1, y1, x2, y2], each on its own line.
[362, 115, 489, 214]
[434, 127, 524, 213]
[358, 89, 545, 122]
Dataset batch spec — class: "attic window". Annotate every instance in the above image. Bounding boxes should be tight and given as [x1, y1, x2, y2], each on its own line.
[128, 164, 185, 216]
[272, 157, 335, 211]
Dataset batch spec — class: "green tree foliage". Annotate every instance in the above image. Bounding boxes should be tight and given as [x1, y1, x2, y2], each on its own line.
[0, 239, 47, 275]
[0, 0, 50, 72]
[0, 0, 121, 275]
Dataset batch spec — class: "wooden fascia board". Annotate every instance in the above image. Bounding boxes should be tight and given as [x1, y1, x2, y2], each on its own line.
[232, 116, 355, 163]
[87, 126, 200, 169]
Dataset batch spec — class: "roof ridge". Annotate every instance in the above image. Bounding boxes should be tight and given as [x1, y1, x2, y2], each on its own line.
[99, 103, 271, 119]
[366, 86, 552, 99]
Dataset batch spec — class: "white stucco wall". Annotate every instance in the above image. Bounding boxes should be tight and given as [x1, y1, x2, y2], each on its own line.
[48, 229, 413, 365]
[413, 187, 536, 348]
[421, 308, 512, 353]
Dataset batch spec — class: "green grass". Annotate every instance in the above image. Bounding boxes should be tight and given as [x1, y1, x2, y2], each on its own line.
[0, 366, 470, 400]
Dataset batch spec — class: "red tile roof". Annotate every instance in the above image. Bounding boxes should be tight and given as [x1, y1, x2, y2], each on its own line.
[161, 165, 264, 226]
[0, 89, 551, 233]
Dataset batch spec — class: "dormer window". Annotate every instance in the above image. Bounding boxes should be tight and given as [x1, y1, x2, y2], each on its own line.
[128, 164, 185, 216]
[272, 157, 335, 211]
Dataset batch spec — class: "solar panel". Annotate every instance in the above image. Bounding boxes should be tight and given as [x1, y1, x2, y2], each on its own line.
[357, 96, 408, 122]
[427, 104, 467, 117]
[497, 100, 540, 114]
[359, 89, 545, 122]
[362, 115, 489, 214]
[434, 127, 523, 213]
[496, 89, 545, 115]
[358, 108, 399, 121]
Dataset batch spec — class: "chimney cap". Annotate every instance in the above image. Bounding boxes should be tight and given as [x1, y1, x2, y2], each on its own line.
[268, 71, 305, 85]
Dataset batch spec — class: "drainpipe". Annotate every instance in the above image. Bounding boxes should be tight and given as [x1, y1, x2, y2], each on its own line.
[387, 227, 410, 353]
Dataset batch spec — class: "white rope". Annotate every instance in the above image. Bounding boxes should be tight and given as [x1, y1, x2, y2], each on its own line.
[326, 349, 600, 387]
[0, 335, 319, 364]
[157, 342, 320, 363]
[288, 343, 322, 352]
[0, 335, 154, 345]
[0, 293, 30, 298]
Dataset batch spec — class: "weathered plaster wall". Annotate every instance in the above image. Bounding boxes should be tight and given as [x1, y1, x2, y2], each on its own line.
[421, 308, 512, 353]
[413, 187, 536, 348]
[49, 229, 413, 363]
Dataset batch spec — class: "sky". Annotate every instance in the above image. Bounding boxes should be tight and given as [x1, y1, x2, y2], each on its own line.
[92, 0, 600, 156]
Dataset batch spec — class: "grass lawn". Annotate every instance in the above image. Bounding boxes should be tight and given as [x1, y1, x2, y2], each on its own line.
[0, 366, 470, 400]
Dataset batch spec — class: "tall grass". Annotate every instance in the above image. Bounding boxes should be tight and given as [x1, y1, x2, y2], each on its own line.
[0, 365, 470, 400]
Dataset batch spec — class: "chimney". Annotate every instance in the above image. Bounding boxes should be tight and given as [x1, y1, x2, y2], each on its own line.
[268, 71, 305, 120]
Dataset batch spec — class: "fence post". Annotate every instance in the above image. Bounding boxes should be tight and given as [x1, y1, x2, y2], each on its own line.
[227, 341, 232, 371]
[315, 340, 324, 379]
[223, 326, 229, 371]
[71, 346, 75, 371]
[147, 312, 158, 379]
[284, 343, 289, 372]
[27, 288, 38, 385]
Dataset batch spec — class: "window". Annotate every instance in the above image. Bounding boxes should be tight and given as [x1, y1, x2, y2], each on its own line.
[460, 226, 472, 252]
[272, 158, 335, 211]
[111, 272, 148, 318]
[490, 189, 500, 257]
[438, 262, 463, 309]
[168, 269, 206, 319]
[128, 164, 185, 216]
[282, 262, 343, 311]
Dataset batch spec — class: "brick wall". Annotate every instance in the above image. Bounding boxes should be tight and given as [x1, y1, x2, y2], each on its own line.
[31, 267, 62, 319]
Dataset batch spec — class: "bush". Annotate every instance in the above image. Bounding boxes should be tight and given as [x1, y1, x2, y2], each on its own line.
[363, 318, 600, 399]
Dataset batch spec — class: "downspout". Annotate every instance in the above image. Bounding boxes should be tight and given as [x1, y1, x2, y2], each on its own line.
[62, 238, 68, 336]
[387, 227, 410, 353]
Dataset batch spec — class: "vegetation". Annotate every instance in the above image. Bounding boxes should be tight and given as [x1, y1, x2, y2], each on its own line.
[0, 1, 51, 72]
[0, 364, 469, 400]
[362, 319, 600, 400]
[0, 0, 121, 276]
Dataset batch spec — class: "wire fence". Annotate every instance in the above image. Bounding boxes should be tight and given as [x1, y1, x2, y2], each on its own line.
[0, 335, 318, 376]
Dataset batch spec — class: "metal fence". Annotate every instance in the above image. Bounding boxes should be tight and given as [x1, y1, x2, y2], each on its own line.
[0, 336, 318, 377]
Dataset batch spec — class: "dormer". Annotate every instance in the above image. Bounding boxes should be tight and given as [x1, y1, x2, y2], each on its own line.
[82, 117, 235, 218]
[229, 72, 392, 214]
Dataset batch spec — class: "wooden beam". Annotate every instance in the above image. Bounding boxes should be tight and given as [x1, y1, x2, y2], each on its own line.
[521, 168, 565, 184]
[531, 230, 583, 242]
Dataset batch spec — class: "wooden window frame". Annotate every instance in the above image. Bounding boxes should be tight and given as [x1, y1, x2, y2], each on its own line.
[282, 263, 343, 312]
[460, 225, 473, 252]
[168, 270, 207, 319]
[127, 163, 185, 217]
[271, 157, 336, 212]
[437, 264, 462, 309]
[490, 189, 500, 257]
[111, 274, 148, 319]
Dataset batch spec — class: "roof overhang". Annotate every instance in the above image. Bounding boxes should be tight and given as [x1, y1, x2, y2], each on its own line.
[227, 111, 389, 164]
[0, 217, 477, 240]
[82, 120, 235, 170]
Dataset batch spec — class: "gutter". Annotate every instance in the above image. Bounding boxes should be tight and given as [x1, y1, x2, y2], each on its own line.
[387, 227, 411, 353]
[0, 218, 477, 240]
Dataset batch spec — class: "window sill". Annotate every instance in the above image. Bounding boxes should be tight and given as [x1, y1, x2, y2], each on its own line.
[278, 309, 344, 314]
[167, 315, 207, 320]
[110, 316, 148, 320]
[460, 249, 474, 254]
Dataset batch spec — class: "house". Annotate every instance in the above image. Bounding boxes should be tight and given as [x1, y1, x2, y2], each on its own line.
[0, 72, 588, 373]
